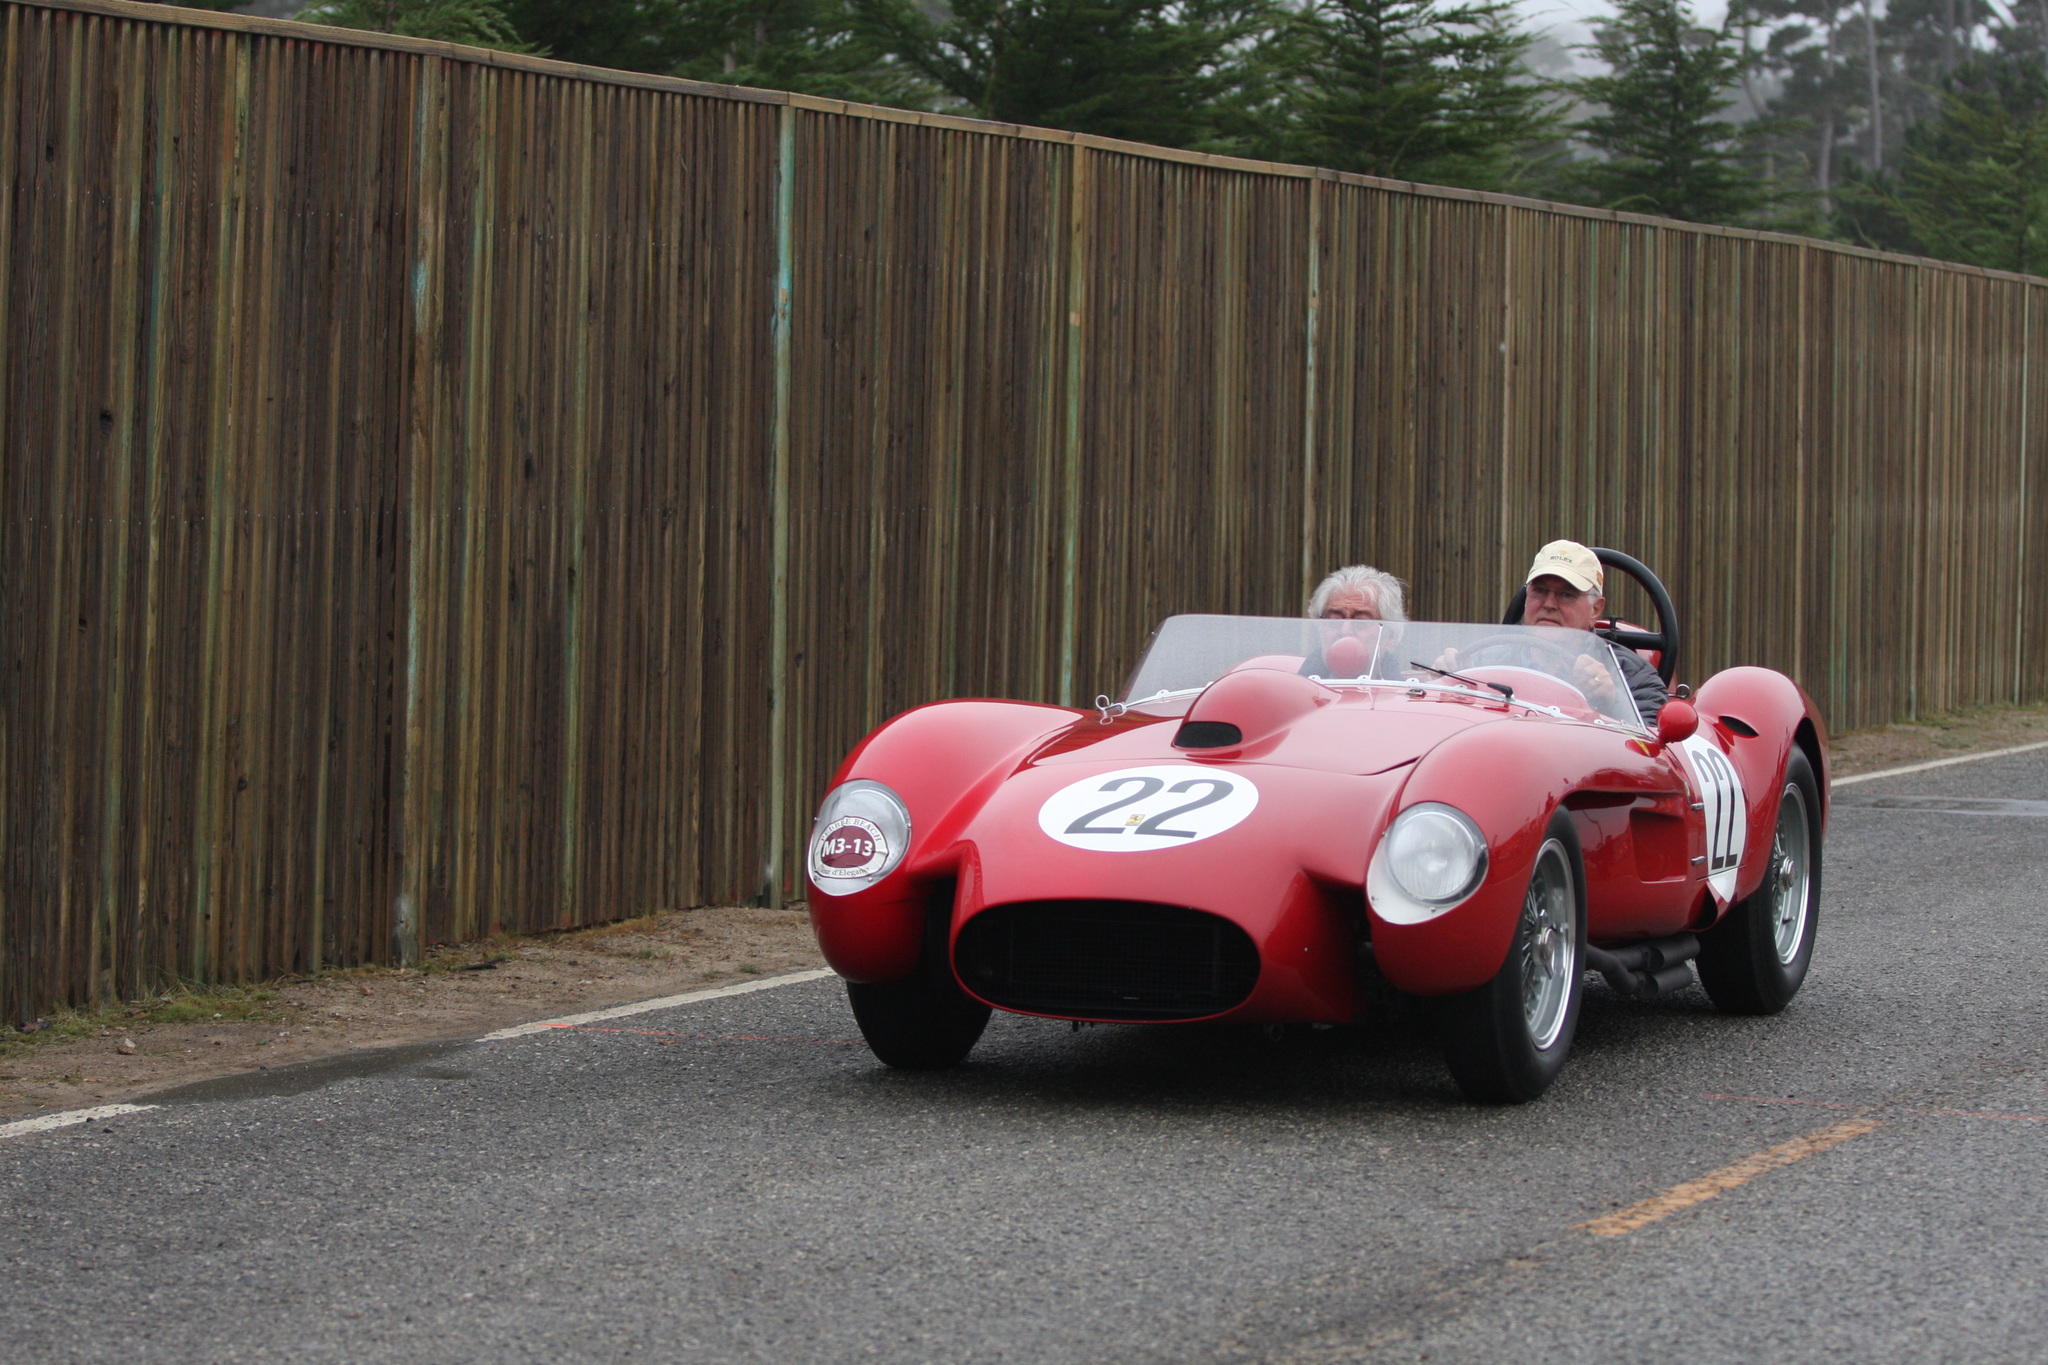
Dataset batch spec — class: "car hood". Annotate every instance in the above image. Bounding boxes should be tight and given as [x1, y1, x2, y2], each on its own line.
[942, 676, 1529, 920]
[1025, 672, 1503, 776]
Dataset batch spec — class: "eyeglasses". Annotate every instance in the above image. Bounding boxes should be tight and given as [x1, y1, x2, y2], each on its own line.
[1524, 583, 1586, 604]
[1319, 609, 1381, 620]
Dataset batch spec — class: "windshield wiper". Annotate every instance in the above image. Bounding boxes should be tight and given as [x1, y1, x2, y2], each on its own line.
[1408, 660, 1513, 704]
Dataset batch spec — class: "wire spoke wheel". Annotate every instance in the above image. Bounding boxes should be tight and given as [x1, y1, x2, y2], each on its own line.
[1519, 839, 1577, 1050]
[1698, 748, 1822, 1016]
[1769, 781, 1812, 965]
[1441, 814, 1585, 1103]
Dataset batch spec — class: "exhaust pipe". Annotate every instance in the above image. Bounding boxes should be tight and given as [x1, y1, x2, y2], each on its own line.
[1585, 934, 1700, 998]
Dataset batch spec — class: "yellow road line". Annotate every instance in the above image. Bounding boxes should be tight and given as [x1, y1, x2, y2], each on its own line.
[1577, 1117, 1881, 1237]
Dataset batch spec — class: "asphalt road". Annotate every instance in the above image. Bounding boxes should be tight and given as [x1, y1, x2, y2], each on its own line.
[5, 749, 2046, 1364]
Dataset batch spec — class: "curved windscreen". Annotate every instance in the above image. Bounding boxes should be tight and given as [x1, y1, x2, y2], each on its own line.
[1122, 615, 1645, 729]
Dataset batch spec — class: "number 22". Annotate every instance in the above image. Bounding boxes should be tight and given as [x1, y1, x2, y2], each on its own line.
[1067, 776, 1232, 838]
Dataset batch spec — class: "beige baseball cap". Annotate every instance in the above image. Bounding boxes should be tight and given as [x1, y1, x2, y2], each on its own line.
[1526, 539, 1603, 594]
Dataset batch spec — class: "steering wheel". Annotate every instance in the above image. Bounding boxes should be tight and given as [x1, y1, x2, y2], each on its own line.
[1502, 547, 1681, 685]
[1447, 631, 1592, 679]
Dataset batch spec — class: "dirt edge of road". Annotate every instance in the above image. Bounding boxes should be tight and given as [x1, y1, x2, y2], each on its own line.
[1826, 698, 2048, 777]
[5, 700, 2043, 1122]
[1, 905, 823, 1122]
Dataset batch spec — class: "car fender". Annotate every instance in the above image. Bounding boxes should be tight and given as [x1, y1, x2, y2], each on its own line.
[1369, 718, 1589, 996]
[808, 699, 1083, 983]
[1692, 668, 1830, 904]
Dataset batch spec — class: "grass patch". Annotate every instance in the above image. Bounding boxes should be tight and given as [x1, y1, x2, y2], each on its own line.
[1, 983, 296, 1060]
[568, 914, 667, 941]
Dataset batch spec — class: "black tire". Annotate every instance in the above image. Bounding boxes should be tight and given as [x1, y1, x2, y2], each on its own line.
[1440, 812, 1587, 1104]
[1697, 749, 1821, 1015]
[846, 969, 991, 1070]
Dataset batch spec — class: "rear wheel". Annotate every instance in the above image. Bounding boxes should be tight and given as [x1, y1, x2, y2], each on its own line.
[846, 968, 991, 1070]
[1697, 749, 1821, 1015]
[1440, 813, 1586, 1103]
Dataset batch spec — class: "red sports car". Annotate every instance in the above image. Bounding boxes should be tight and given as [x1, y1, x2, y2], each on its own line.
[806, 553, 1827, 1101]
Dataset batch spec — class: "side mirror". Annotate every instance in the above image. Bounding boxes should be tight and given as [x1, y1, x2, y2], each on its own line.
[1656, 698, 1699, 745]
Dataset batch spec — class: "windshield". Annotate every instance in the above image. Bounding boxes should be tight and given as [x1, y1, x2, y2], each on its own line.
[1121, 615, 1644, 729]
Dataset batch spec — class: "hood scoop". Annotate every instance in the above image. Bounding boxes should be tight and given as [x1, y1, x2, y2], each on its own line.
[1172, 668, 1332, 751]
[1173, 720, 1243, 749]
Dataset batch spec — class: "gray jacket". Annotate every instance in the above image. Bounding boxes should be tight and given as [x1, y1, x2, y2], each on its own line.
[1612, 645, 1667, 726]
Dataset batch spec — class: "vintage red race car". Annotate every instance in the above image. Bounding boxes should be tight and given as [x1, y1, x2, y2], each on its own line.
[805, 552, 1828, 1101]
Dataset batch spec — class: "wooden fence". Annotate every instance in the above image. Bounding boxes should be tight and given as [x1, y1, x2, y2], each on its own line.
[3, 0, 2043, 1020]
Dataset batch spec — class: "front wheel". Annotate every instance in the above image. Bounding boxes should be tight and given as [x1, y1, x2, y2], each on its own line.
[846, 969, 991, 1070]
[1440, 813, 1586, 1103]
[1697, 749, 1821, 1015]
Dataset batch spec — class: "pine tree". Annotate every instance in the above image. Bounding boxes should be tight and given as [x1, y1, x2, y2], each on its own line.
[490, 1, 703, 72]
[496, 0, 924, 103]
[1567, 0, 1773, 224]
[1748, 0, 1863, 213]
[853, 0, 1275, 151]
[1280, 0, 1555, 190]
[1895, 57, 2048, 272]
[668, 0, 931, 104]
[295, 0, 533, 50]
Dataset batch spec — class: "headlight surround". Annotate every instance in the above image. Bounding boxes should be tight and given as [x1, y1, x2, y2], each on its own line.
[1367, 802, 1489, 924]
[808, 780, 911, 896]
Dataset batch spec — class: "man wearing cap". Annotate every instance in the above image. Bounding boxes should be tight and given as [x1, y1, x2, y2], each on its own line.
[1519, 539, 1666, 724]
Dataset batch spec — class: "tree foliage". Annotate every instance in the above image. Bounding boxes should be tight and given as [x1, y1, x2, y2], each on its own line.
[495, 0, 922, 102]
[491, 1, 697, 72]
[1278, 0, 1557, 189]
[1567, 0, 1773, 224]
[852, 0, 1273, 150]
[1895, 57, 2048, 272]
[296, 0, 533, 50]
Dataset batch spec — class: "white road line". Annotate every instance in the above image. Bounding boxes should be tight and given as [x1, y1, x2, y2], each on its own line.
[1833, 739, 2048, 789]
[476, 967, 837, 1041]
[1, 1103, 160, 1141]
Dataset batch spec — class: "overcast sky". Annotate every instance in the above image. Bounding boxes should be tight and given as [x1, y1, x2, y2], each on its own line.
[1519, 0, 1736, 72]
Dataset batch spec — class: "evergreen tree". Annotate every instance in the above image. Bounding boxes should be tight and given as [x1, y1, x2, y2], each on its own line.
[853, 0, 1275, 151]
[1747, 0, 1864, 211]
[666, 0, 932, 104]
[1279, 0, 1556, 189]
[490, 1, 698, 72]
[295, 0, 532, 50]
[1567, 0, 1773, 224]
[1828, 158, 1919, 251]
[497, 0, 923, 103]
[1894, 57, 2048, 271]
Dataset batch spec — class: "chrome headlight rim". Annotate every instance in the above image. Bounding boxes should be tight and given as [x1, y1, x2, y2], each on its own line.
[1367, 801, 1490, 925]
[808, 779, 912, 896]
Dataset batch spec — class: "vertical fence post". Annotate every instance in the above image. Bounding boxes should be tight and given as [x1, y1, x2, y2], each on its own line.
[94, 22, 148, 1002]
[555, 81, 598, 930]
[1299, 174, 1322, 600]
[190, 34, 254, 983]
[1057, 141, 1090, 707]
[1794, 242, 1809, 690]
[1497, 208, 1517, 595]
[395, 54, 448, 967]
[2018, 284, 2033, 704]
[762, 102, 796, 905]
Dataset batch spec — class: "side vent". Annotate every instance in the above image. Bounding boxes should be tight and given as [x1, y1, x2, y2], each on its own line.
[1173, 720, 1242, 749]
[1718, 714, 1760, 737]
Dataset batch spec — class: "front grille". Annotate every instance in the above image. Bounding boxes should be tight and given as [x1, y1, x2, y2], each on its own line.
[954, 900, 1260, 1021]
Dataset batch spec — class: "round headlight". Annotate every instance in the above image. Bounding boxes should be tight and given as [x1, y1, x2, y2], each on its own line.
[808, 779, 911, 896]
[1367, 802, 1488, 924]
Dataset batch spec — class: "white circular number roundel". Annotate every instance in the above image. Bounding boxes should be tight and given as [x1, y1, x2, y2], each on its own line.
[1037, 765, 1259, 853]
